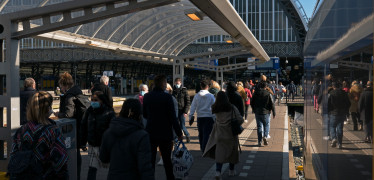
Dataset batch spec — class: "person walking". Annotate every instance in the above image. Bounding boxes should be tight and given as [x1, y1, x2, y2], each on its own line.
[143, 75, 182, 180]
[358, 81, 373, 143]
[20, 77, 36, 125]
[328, 82, 350, 149]
[92, 75, 113, 107]
[189, 80, 215, 153]
[225, 82, 244, 117]
[203, 91, 243, 179]
[10, 91, 68, 179]
[244, 82, 253, 122]
[251, 81, 276, 146]
[135, 84, 149, 105]
[172, 78, 191, 143]
[277, 82, 286, 104]
[287, 81, 297, 101]
[81, 91, 116, 180]
[100, 99, 154, 180]
[349, 84, 363, 131]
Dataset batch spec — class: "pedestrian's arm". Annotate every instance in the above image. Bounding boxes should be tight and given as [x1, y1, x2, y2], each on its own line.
[189, 95, 197, 119]
[58, 96, 75, 118]
[183, 88, 191, 114]
[169, 96, 182, 138]
[238, 96, 245, 117]
[137, 134, 155, 180]
[270, 96, 276, 117]
[80, 110, 89, 147]
[143, 95, 149, 119]
[99, 131, 112, 163]
[106, 86, 113, 107]
[234, 107, 244, 125]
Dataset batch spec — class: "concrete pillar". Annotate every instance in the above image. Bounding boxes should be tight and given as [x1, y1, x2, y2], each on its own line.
[173, 59, 184, 86]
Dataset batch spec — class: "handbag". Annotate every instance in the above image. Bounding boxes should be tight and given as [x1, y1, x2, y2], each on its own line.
[172, 141, 194, 178]
[230, 106, 244, 136]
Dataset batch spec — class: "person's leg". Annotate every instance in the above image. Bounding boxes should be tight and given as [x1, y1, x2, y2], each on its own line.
[77, 149, 82, 180]
[150, 139, 158, 169]
[179, 112, 190, 138]
[197, 118, 204, 152]
[255, 114, 264, 145]
[244, 105, 249, 120]
[351, 112, 358, 130]
[159, 141, 175, 180]
[264, 114, 271, 139]
[229, 163, 235, 170]
[329, 115, 337, 146]
[87, 167, 97, 180]
[216, 163, 223, 172]
[202, 117, 214, 153]
[336, 118, 344, 147]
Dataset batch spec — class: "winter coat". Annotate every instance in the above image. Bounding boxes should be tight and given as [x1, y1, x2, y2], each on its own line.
[203, 106, 243, 164]
[244, 88, 252, 106]
[327, 89, 350, 116]
[226, 91, 245, 117]
[172, 86, 190, 114]
[11, 120, 68, 179]
[100, 117, 154, 180]
[20, 87, 36, 125]
[251, 88, 276, 116]
[349, 85, 363, 113]
[143, 87, 182, 141]
[358, 87, 373, 123]
[80, 105, 115, 147]
[91, 83, 113, 107]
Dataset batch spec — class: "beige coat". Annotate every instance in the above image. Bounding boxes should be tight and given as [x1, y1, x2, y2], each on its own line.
[203, 106, 243, 164]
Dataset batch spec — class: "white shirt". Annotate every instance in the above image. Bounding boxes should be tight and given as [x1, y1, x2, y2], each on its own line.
[189, 90, 215, 118]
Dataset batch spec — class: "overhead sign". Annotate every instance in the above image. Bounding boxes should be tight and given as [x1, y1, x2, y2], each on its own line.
[103, 71, 114, 77]
[247, 58, 256, 69]
[253, 57, 279, 70]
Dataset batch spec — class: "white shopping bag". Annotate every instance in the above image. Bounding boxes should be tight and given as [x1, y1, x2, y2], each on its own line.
[172, 141, 194, 179]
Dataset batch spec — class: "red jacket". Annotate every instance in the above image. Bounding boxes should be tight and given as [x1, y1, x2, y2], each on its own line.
[244, 88, 252, 105]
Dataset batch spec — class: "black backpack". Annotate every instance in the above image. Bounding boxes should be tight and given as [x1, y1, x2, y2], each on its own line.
[8, 126, 51, 180]
[73, 94, 90, 121]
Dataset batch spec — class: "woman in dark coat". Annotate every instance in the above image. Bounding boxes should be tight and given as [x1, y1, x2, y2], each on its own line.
[81, 91, 116, 180]
[100, 99, 154, 180]
[225, 81, 245, 117]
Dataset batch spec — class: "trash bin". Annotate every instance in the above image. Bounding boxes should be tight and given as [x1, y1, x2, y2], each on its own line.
[55, 118, 77, 180]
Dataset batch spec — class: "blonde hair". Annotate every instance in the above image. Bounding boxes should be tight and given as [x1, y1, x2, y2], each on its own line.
[237, 81, 244, 87]
[58, 72, 74, 88]
[212, 81, 221, 90]
[166, 83, 173, 94]
[26, 91, 53, 125]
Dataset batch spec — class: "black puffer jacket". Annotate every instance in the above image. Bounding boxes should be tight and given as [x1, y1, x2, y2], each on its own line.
[172, 86, 190, 114]
[251, 88, 276, 116]
[327, 88, 350, 116]
[226, 91, 245, 117]
[100, 117, 154, 180]
[80, 105, 115, 147]
[358, 87, 373, 123]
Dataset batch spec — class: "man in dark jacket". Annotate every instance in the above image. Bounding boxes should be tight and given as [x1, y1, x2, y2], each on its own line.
[91, 75, 113, 107]
[172, 78, 191, 143]
[251, 81, 276, 146]
[100, 99, 154, 180]
[328, 82, 350, 149]
[287, 81, 297, 101]
[359, 81, 373, 143]
[20, 78, 36, 125]
[143, 75, 182, 180]
[226, 81, 244, 117]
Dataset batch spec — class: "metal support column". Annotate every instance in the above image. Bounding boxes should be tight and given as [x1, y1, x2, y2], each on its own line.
[131, 76, 134, 94]
[173, 59, 184, 86]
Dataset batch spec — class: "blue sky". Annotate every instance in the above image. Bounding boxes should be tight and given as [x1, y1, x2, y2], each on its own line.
[299, 0, 317, 19]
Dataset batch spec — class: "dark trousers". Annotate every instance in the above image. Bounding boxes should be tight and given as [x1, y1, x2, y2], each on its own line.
[151, 139, 174, 180]
[351, 112, 359, 130]
[329, 114, 344, 145]
[197, 117, 214, 153]
[244, 105, 249, 120]
[216, 163, 235, 172]
[77, 149, 82, 180]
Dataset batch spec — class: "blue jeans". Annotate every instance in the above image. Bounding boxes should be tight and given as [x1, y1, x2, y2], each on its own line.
[178, 112, 190, 137]
[216, 163, 235, 172]
[329, 114, 344, 145]
[255, 114, 270, 143]
[197, 117, 214, 153]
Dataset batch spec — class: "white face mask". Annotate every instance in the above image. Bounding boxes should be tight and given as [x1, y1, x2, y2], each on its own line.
[176, 84, 181, 88]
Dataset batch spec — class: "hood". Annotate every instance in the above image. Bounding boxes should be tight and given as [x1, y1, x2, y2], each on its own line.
[330, 89, 346, 96]
[65, 85, 83, 96]
[255, 89, 270, 96]
[198, 90, 211, 96]
[109, 117, 143, 137]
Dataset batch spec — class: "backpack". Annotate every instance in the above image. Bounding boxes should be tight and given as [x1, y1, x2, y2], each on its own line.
[8, 126, 51, 179]
[73, 94, 90, 121]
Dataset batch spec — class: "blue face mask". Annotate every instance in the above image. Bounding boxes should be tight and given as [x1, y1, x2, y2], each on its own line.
[91, 102, 101, 109]
[176, 84, 181, 89]
[140, 91, 146, 96]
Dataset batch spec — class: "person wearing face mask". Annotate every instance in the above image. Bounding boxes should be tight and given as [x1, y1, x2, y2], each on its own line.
[135, 84, 149, 105]
[172, 78, 191, 143]
[81, 91, 115, 180]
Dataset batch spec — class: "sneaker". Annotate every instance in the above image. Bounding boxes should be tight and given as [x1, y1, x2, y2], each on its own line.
[228, 170, 236, 177]
[338, 144, 342, 149]
[331, 139, 337, 147]
[186, 136, 191, 143]
[266, 135, 271, 139]
[258, 141, 262, 147]
[157, 159, 163, 166]
[215, 171, 221, 180]
[344, 121, 348, 125]
[263, 137, 268, 146]
[359, 124, 363, 131]
[244, 120, 248, 123]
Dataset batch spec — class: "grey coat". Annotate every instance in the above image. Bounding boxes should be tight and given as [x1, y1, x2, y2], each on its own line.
[203, 106, 243, 164]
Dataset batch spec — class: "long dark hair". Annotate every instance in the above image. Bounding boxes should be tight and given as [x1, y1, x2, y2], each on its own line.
[212, 91, 232, 114]
[93, 91, 112, 109]
[119, 98, 142, 121]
